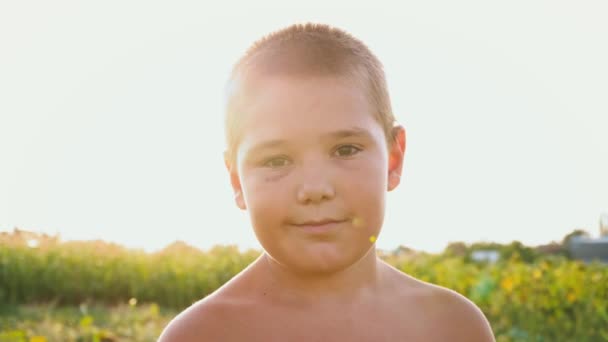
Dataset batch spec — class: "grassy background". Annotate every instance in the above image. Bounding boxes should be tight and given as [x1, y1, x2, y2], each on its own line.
[1, 230, 607, 341]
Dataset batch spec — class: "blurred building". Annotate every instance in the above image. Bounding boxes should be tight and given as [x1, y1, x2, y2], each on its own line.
[471, 250, 500, 263]
[568, 214, 608, 263]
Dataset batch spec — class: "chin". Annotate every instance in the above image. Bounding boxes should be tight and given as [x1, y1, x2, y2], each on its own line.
[267, 242, 371, 276]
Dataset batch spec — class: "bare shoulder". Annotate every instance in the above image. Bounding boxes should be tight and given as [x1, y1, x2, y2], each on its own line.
[423, 283, 495, 341]
[383, 263, 495, 342]
[158, 258, 264, 341]
[157, 294, 234, 342]
[157, 271, 261, 342]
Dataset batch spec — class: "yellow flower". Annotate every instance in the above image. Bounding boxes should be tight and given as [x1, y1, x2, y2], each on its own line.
[501, 277, 514, 293]
[30, 337, 47, 342]
[567, 292, 577, 303]
[533, 269, 542, 279]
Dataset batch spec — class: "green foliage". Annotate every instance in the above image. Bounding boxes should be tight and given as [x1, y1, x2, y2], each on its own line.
[383, 251, 608, 342]
[0, 303, 175, 342]
[2, 231, 607, 341]
[0, 232, 259, 309]
[444, 240, 543, 263]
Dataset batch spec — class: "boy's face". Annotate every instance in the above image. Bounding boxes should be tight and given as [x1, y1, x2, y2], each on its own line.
[226, 74, 405, 274]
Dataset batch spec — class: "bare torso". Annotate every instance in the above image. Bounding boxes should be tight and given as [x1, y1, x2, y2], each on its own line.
[165, 257, 466, 341]
[206, 286, 442, 342]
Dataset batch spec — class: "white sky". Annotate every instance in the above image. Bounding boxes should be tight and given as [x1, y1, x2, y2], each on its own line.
[1, 1, 607, 253]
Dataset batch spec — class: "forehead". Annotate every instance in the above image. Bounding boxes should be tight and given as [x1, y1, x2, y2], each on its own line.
[233, 74, 385, 153]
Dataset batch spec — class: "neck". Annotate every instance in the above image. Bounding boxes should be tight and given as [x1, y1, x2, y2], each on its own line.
[256, 247, 383, 305]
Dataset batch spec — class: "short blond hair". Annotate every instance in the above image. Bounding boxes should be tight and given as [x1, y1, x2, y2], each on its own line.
[224, 23, 397, 165]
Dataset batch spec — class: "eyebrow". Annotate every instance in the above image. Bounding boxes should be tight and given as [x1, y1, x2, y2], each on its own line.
[246, 127, 373, 156]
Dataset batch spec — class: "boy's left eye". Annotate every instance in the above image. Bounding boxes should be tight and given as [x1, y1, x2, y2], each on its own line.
[334, 145, 362, 157]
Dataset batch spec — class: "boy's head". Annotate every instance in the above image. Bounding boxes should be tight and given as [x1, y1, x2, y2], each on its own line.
[224, 23, 398, 166]
[223, 23, 406, 274]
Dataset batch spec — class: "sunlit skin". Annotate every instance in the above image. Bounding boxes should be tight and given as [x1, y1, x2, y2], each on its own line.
[158, 73, 495, 341]
[230, 74, 399, 282]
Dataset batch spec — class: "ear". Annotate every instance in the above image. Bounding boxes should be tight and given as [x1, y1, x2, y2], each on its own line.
[224, 151, 247, 210]
[387, 125, 406, 191]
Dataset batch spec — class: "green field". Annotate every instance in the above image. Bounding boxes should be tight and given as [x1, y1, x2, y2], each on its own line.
[0, 302, 175, 342]
[1, 230, 607, 341]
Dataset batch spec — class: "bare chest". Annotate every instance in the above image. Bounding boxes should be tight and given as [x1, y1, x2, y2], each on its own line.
[218, 304, 437, 342]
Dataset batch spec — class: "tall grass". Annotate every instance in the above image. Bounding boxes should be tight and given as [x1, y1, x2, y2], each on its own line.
[2, 230, 607, 341]
[0, 231, 258, 308]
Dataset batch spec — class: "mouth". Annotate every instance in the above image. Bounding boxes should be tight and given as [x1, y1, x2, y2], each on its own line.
[293, 219, 347, 234]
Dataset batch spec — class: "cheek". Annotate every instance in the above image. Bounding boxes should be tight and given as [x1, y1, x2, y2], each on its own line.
[340, 157, 387, 229]
[341, 152, 387, 192]
[242, 172, 290, 220]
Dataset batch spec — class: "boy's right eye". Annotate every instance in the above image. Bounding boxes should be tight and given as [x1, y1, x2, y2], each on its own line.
[263, 157, 290, 168]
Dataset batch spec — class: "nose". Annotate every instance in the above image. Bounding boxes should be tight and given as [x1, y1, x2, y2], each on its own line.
[296, 166, 336, 205]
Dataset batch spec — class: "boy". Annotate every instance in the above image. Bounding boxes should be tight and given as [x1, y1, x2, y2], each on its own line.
[160, 23, 495, 341]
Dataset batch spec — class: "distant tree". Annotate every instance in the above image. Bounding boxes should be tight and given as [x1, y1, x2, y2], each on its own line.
[561, 229, 590, 246]
[158, 240, 203, 256]
[444, 241, 468, 257]
[392, 245, 417, 256]
[500, 241, 539, 263]
[463, 241, 540, 263]
[534, 242, 567, 257]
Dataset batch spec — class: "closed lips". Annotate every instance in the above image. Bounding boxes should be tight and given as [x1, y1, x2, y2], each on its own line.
[296, 219, 345, 226]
